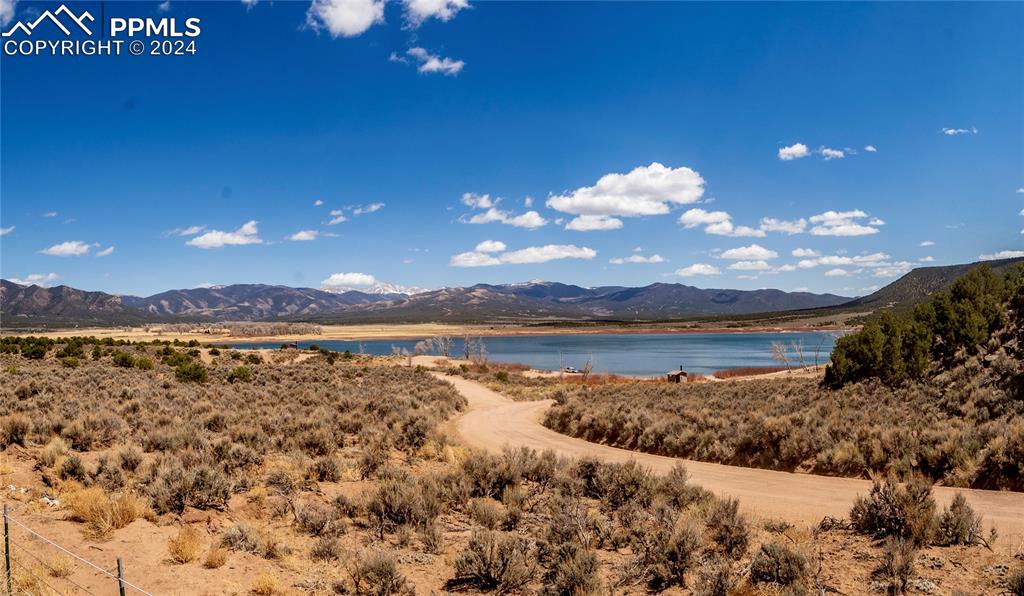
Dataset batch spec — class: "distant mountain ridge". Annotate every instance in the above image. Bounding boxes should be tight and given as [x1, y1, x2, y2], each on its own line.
[3, 257, 1020, 328]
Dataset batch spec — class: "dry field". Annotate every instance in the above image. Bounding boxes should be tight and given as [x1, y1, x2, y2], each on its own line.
[0, 340, 1021, 595]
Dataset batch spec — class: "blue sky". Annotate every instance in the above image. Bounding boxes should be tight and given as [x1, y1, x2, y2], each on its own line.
[1, 0, 1022, 297]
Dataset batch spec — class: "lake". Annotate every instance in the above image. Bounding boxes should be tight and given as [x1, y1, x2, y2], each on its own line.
[230, 331, 840, 377]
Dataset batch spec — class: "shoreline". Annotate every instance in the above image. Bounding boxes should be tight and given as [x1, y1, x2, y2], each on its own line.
[6, 322, 854, 344]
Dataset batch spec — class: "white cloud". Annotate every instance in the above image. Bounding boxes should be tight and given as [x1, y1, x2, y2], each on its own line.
[872, 261, 914, 278]
[306, 0, 385, 38]
[546, 162, 705, 220]
[0, 226, 13, 236]
[321, 272, 377, 288]
[42, 211, 58, 218]
[719, 244, 778, 260]
[402, 0, 468, 27]
[0, 0, 17, 26]
[778, 143, 810, 161]
[819, 147, 845, 160]
[791, 248, 819, 257]
[1016, 187, 1024, 194]
[864, 145, 877, 153]
[797, 252, 889, 268]
[678, 208, 730, 228]
[705, 221, 765, 237]
[463, 207, 548, 229]
[8, 273, 60, 286]
[869, 217, 886, 226]
[450, 244, 596, 267]
[759, 217, 806, 235]
[941, 127, 978, 136]
[158, 1, 171, 12]
[353, 202, 385, 215]
[565, 215, 623, 231]
[610, 254, 665, 265]
[463, 207, 506, 224]
[461, 192, 495, 209]
[406, 47, 464, 76]
[166, 225, 206, 237]
[728, 260, 771, 271]
[289, 230, 320, 241]
[776, 264, 797, 272]
[523, 196, 534, 208]
[186, 220, 263, 249]
[314, 200, 324, 206]
[474, 240, 506, 253]
[919, 240, 935, 247]
[979, 250, 1024, 261]
[808, 210, 881, 236]
[919, 256, 935, 262]
[95, 246, 115, 257]
[824, 268, 850, 277]
[328, 209, 348, 225]
[40, 240, 91, 257]
[675, 264, 721, 277]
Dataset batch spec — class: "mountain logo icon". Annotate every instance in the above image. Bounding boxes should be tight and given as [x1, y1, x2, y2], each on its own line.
[2, 4, 95, 37]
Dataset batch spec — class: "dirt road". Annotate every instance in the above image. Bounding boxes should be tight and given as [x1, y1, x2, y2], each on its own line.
[437, 373, 1024, 547]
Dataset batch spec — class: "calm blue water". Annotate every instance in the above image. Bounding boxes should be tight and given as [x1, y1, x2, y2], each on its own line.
[229, 332, 838, 377]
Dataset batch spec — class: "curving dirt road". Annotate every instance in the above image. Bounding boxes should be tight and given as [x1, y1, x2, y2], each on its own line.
[437, 373, 1024, 546]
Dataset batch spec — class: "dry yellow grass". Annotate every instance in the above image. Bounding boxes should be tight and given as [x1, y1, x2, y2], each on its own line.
[203, 547, 229, 569]
[167, 526, 204, 564]
[47, 555, 75, 579]
[65, 487, 146, 539]
[250, 571, 279, 595]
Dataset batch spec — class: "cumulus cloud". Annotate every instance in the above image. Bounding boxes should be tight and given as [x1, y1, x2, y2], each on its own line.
[919, 240, 935, 247]
[40, 240, 92, 257]
[824, 268, 850, 277]
[95, 246, 115, 257]
[306, 0, 385, 38]
[759, 217, 807, 235]
[864, 145, 877, 152]
[403, 47, 464, 76]
[677, 208, 768, 237]
[941, 127, 978, 136]
[353, 202, 385, 215]
[321, 272, 377, 288]
[42, 212, 58, 218]
[719, 244, 778, 260]
[979, 250, 1024, 261]
[919, 256, 935, 262]
[8, 273, 60, 286]
[461, 193, 494, 209]
[460, 195, 547, 229]
[778, 143, 810, 161]
[314, 200, 324, 206]
[0, 226, 13, 236]
[1016, 187, 1024, 194]
[186, 220, 263, 249]
[610, 254, 665, 265]
[675, 264, 721, 277]
[450, 244, 596, 267]
[819, 147, 845, 160]
[474, 240, 506, 253]
[328, 210, 347, 225]
[808, 210, 882, 236]
[289, 230, 319, 241]
[728, 260, 772, 271]
[791, 248, 820, 257]
[402, 0, 468, 27]
[0, 0, 17, 26]
[796, 252, 889, 269]
[546, 163, 705, 222]
[565, 215, 622, 231]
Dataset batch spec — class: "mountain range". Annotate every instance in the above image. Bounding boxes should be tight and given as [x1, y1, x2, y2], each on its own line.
[2, 257, 1021, 328]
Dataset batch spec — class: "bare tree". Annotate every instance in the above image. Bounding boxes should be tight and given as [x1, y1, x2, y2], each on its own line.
[771, 341, 791, 370]
[813, 335, 826, 370]
[431, 336, 453, 357]
[791, 339, 806, 368]
[581, 353, 594, 382]
[463, 335, 471, 360]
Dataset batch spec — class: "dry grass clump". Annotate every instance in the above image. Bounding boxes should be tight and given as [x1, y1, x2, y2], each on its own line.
[203, 547, 229, 569]
[250, 571, 280, 595]
[64, 487, 146, 539]
[167, 526, 204, 563]
[450, 529, 535, 592]
[347, 550, 410, 595]
[850, 476, 936, 547]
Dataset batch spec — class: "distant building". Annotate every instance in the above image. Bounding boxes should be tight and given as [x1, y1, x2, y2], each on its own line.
[666, 366, 687, 383]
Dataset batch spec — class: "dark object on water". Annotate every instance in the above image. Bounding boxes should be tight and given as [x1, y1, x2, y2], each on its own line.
[281, 342, 298, 350]
[666, 365, 687, 383]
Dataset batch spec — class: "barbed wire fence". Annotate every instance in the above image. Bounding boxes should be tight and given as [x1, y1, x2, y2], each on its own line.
[2, 503, 154, 596]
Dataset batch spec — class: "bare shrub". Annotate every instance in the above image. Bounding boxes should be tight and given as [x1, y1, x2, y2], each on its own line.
[0, 414, 31, 447]
[1006, 566, 1024, 596]
[419, 522, 444, 554]
[220, 523, 260, 553]
[850, 476, 936, 546]
[451, 529, 535, 593]
[348, 550, 410, 596]
[873, 538, 916, 595]
[469, 498, 505, 530]
[311, 536, 343, 561]
[693, 557, 737, 596]
[540, 542, 602, 596]
[749, 542, 808, 586]
[705, 497, 749, 559]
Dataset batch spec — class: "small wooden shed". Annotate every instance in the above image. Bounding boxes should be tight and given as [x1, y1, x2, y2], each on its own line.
[666, 366, 687, 383]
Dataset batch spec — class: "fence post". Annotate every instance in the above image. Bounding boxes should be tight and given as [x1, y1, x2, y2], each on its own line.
[3, 503, 11, 596]
[116, 557, 126, 596]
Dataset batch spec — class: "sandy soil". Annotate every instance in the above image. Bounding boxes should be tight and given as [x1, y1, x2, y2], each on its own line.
[437, 373, 1024, 551]
[15, 320, 857, 344]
